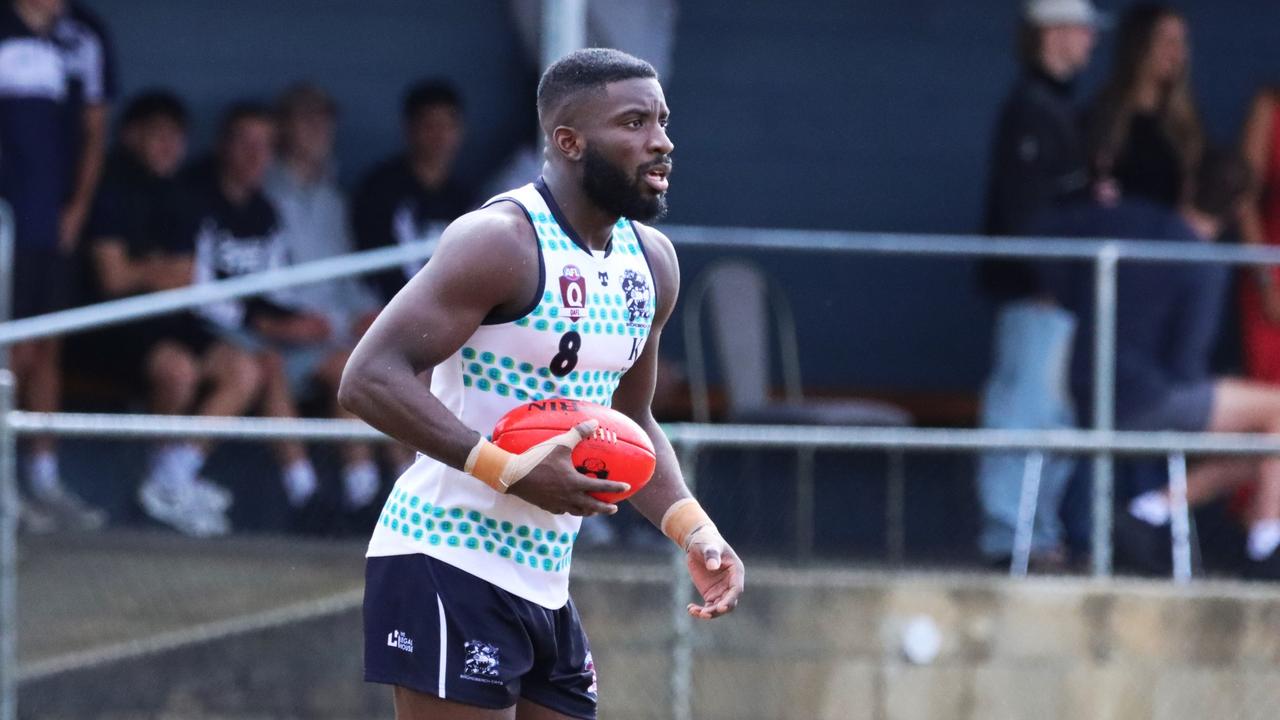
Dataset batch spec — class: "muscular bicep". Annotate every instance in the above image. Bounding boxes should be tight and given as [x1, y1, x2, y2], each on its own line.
[349, 208, 536, 376]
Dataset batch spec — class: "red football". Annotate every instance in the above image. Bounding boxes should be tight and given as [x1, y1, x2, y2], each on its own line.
[492, 399, 657, 503]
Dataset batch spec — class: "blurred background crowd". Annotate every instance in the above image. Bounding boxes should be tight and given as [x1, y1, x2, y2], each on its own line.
[5, 0, 1280, 581]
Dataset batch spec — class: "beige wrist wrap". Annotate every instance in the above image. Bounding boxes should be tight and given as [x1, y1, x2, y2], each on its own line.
[463, 428, 586, 493]
[660, 498, 721, 551]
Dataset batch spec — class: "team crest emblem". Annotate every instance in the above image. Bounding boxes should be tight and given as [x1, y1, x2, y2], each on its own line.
[461, 640, 502, 683]
[560, 265, 587, 320]
[621, 269, 652, 325]
[585, 651, 598, 697]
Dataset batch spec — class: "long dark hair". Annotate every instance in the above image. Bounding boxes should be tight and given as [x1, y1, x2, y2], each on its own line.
[1090, 3, 1203, 197]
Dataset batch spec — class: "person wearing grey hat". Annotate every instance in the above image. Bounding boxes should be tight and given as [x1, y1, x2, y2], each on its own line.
[983, 0, 1101, 241]
[975, 0, 1101, 573]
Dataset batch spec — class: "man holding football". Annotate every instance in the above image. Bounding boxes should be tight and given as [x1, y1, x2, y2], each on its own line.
[339, 48, 745, 720]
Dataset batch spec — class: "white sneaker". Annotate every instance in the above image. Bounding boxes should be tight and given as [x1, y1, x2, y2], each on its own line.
[31, 485, 107, 532]
[343, 461, 382, 511]
[17, 495, 59, 534]
[138, 479, 230, 538]
[191, 477, 234, 513]
[282, 460, 319, 508]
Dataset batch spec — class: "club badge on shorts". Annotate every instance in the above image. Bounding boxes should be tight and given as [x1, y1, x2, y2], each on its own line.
[460, 639, 503, 685]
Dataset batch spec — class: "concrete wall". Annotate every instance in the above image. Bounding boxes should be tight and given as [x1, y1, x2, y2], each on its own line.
[20, 567, 1280, 719]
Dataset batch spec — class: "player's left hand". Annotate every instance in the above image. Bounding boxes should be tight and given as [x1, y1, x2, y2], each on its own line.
[685, 535, 744, 620]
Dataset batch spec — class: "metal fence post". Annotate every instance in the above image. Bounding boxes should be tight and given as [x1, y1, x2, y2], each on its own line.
[1092, 246, 1119, 577]
[1168, 452, 1194, 583]
[671, 441, 698, 720]
[0, 199, 15, 720]
[0, 370, 17, 720]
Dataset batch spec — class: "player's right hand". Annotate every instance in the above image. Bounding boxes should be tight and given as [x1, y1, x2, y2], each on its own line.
[506, 421, 631, 517]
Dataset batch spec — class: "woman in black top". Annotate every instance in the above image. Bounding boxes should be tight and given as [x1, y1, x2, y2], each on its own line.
[1088, 3, 1203, 207]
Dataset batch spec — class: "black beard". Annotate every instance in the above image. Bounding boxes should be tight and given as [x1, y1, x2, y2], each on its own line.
[580, 147, 668, 223]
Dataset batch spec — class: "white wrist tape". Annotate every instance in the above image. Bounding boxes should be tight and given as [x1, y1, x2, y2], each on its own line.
[464, 428, 585, 492]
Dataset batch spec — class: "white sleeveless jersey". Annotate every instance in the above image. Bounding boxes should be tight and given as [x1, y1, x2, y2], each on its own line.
[366, 179, 659, 609]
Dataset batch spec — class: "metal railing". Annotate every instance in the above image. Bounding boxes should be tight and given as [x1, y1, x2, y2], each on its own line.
[7, 208, 1280, 720]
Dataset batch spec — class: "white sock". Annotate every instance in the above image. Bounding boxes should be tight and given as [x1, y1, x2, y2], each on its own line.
[168, 443, 204, 477]
[26, 451, 60, 499]
[282, 460, 318, 507]
[150, 443, 204, 491]
[1247, 519, 1280, 562]
[343, 460, 381, 510]
[1128, 491, 1171, 526]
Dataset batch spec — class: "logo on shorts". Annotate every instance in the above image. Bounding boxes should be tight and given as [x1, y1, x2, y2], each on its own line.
[461, 640, 502, 684]
[387, 629, 414, 653]
[585, 650, 598, 698]
[560, 265, 587, 321]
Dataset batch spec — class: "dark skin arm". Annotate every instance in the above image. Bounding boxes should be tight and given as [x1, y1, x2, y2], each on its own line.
[610, 225, 745, 620]
[252, 313, 333, 345]
[60, 105, 109, 253]
[338, 203, 628, 516]
[91, 240, 194, 296]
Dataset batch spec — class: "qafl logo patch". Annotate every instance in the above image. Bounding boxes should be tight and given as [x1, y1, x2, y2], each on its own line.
[559, 265, 587, 321]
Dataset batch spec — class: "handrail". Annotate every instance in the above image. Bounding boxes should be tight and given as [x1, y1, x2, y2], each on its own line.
[0, 240, 434, 346]
[9, 411, 1280, 457]
[1, 227, 1279, 347]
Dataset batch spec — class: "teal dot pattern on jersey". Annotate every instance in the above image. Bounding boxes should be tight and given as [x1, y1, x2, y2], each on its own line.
[459, 345, 624, 405]
[457, 207, 651, 405]
[502, 214, 651, 336]
[519, 292, 648, 338]
[379, 490, 577, 572]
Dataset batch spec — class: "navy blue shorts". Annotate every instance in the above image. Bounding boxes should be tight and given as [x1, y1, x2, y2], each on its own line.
[364, 554, 597, 719]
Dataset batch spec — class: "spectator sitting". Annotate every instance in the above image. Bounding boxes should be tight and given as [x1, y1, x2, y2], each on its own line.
[352, 79, 475, 305]
[74, 91, 265, 537]
[1036, 150, 1280, 577]
[184, 102, 328, 523]
[0, 0, 104, 531]
[1087, 3, 1202, 208]
[264, 82, 406, 512]
[975, 0, 1101, 570]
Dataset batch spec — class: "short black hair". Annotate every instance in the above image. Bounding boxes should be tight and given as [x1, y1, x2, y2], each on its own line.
[536, 48, 657, 124]
[1192, 148, 1252, 221]
[121, 89, 188, 129]
[402, 79, 462, 123]
[218, 101, 274, 143]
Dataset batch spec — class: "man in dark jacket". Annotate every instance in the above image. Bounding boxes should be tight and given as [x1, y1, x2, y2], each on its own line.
[975, 0, 1101, 571]
[983, 0, 1099, 282]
